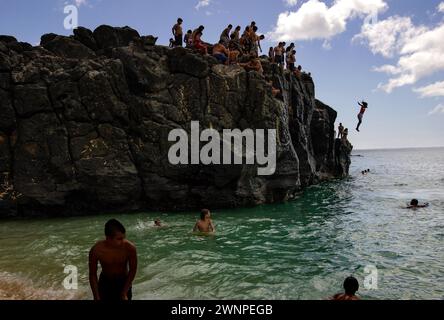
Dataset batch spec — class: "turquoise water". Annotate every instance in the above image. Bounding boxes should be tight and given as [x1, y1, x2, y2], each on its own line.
[0, 148, 443, 300]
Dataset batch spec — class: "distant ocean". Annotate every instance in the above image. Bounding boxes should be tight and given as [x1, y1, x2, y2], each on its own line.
[0, 147, 443, 300]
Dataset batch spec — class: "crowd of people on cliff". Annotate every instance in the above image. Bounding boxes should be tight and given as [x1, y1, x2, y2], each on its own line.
[170, 18, 307, 79]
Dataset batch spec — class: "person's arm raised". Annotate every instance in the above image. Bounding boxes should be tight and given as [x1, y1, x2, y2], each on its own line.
[88, 246, 100, 301]
[122, 243, 138, 300]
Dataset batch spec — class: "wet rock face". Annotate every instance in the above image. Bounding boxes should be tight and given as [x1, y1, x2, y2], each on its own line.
[0, 26, 352, 217]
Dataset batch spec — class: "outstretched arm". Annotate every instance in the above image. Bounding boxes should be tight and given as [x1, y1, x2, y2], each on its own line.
[122, 244, 138, 300]
[88, 246, 100, 301]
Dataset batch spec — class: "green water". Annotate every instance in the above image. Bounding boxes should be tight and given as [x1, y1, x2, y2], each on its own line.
[0, 148, 443, 300]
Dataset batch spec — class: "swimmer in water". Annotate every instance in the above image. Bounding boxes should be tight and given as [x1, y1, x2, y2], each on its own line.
[154, 219, 162, 227]
[331, 276, 361, 301]
[193, 209, 215, 234]
[407, 199, 429, 209]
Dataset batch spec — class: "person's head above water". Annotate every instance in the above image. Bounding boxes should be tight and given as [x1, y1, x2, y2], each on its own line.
[410, 199, 419, 207]
[105, 219, 126, 245]
[154, 219, 162, 227]
[177, 18, 183, 24]
[198, 25, 205, 31]
[201, 209, 211, 221]
[344, 276, 359, 296]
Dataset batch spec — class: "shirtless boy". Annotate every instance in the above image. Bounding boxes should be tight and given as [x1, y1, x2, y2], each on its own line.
[89, 219, 138, 301]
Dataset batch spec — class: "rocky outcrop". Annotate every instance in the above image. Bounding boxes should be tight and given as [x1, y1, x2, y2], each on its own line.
[0, 26, 352, 218]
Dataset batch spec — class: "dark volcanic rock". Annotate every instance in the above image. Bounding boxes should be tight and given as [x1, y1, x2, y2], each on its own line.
[0, 25, 352, 218]
[93, 25, 140, 50]
[73, 27, 98, 51]
[42, 36, 96, 59]
[0, 35, 18, 44]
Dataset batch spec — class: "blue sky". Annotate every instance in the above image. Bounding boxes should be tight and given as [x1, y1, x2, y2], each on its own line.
[1, 0, 443, 150]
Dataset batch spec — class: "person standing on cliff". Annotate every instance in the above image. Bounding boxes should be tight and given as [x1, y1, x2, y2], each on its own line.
[172, 18, 184, 47]
[89, 219, 138, 301]
[274, 42, 284, 67]
[356, 101, 368, 132]
[338, 123, 345, 139]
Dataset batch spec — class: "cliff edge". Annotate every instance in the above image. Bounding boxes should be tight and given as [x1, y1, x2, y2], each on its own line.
[0, 25, 352, 217]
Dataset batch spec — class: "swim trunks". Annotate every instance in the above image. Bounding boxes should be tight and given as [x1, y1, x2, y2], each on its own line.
[98, 273, 132, 301]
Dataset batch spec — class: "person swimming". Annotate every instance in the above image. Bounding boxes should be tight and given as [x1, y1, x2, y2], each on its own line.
[331, 276, 361, 301]
[407, 199, 429, 209]
[154, 219, 162, 227]
[193, 209, 215, 233]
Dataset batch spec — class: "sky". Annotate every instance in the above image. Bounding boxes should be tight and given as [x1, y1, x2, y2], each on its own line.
[0, 0, 443, 150]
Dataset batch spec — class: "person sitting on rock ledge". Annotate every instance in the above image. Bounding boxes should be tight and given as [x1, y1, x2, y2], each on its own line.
[172, 18, 184, 48]
[294, 65, 302, 79]
[220, 24, 232, 47]
[342, 128, 349, 143]
[228, 32, 241, 51]
[239, 55, 263, 75]
[268, 80, 281, 98]
[184, 30, 193, 48]
[192, 26, 207, 55]
[231, 25, 241, 42]
[213, 40, 230, 65]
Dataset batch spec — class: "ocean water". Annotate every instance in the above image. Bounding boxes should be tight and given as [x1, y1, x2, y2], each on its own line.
[0, 147, 443, 300]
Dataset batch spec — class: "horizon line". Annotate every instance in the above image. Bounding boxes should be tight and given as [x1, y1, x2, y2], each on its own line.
[354, 145, 444, 152]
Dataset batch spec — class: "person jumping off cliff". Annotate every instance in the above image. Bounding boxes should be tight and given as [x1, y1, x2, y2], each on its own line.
[356, 101, 368, 132]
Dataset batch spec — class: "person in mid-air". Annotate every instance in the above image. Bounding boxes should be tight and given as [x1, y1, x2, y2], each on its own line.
[407, 199, 429, 209]
[356, 101, 368, 132]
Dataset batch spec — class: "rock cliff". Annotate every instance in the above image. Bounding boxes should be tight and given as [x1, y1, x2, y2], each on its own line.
[0, 25, 352, 217]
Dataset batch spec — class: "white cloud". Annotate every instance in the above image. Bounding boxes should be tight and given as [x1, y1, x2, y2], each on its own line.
[428, 104, 444, 115]
[284, 0, 298, 7]
[356, 6, 444, 93]
[195, 0, 211, 10]
[353, 16, 425, 58]
[414, 81, 444, 98]
[267, 0, 388, 41]
[438, 2, 444, 13]
[74, 0, 87, 7]
[322, 40, 332, 50]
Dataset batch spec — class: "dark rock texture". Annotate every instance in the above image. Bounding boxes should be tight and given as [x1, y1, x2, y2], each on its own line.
[0, 26, 352, 218]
